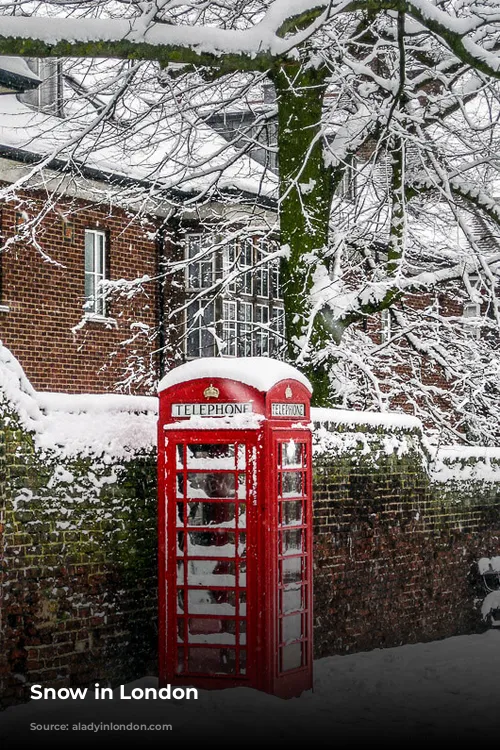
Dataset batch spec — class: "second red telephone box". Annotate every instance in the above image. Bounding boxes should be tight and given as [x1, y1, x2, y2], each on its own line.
[158, 357, 313, 698]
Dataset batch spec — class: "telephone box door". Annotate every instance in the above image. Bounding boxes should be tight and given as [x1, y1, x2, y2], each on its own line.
[163, 431, 258, 687]
[270, 429, 313, 697]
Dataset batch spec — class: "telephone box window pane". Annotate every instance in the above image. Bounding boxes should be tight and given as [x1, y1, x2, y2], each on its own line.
[186, 443, 237, 469]
[281, 643, 303, 672]
[238, 533, 247, 557]
[188, 648, 236, 675]
[281, 441, 303, 468]
[223, 300, 237, 357]
[183, 589, 237, 616]
[281, 585, 305, 614]
[282, 529, 303, 556]
[238, 473, 247, 499]
[176, 562, 184, 584]
[187, 560, 236, 587]
[238, 561, 247, 587]
[186, 473, 236, 499]
[280, 557, 303, 584]
[179, 531, 237, 557]
[281, 501, 303, 527]
[176, 474, 185, 498]
[239, 649, 247, 675]
[176, 502, 185, 527]
[282, 614, 303, 643]
[281, 472, 303, 498]
[239, 591, 247, 615]
[239, 620, 247, 645]
[176, 445, 184, 468]
[177, 618, 185, 643]
[237, 445, 246, 469]
[177, 648, 185, 674]
[187, 618, 237, 645]
[185, 502, 237, 528]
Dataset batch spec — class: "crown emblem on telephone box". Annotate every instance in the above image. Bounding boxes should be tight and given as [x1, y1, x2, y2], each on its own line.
[204, 384, 220, 399]
[285, 386, 293, 399]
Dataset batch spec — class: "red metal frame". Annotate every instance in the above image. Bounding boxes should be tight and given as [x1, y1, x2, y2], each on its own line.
[158, 374, 312, 697]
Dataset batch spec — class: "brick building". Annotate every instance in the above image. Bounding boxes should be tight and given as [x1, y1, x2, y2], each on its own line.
[0, 57, 283, 394]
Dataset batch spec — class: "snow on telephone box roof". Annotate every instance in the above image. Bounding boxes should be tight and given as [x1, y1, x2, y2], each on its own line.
[158, 357, 312, 394]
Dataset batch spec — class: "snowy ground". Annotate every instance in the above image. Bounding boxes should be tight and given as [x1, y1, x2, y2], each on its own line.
[1, 631, 500, 745]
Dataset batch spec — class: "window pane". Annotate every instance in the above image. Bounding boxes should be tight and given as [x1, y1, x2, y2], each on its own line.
[179, 589, 237, 616]
[185, 472, 236, 499]
[85, 232, 95, 271]
[281, 501, 303, 527]
[187, 618, 238, 645]
[187, 560, 237, 587]
[187, 647, 236, 675]
[84, 273, 95, 304]
[281, 642, 302, 672]
[280, 557, 303, 584]
[280, 472, 303, 497]
[282, 529, 303, 556]
[183, 502, 238, 528]
[281, 440, 303, 468]
[281, 584, 305, 614]
[185, 443, 237, 469]
[282, 613, 303, 642]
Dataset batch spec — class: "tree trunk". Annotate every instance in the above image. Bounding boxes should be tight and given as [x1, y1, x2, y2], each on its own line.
[272, 63, 334, 405]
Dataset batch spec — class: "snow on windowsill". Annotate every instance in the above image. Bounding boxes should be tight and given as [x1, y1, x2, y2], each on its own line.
[82, 313, 117, 327]
[0, 304, 10, 313]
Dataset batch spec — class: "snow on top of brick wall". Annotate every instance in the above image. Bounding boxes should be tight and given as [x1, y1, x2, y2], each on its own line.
[0, 341, 157, 460]
[431, 445, 500, 483]
[0, 341, 44, 432]
[311, 407, 423, 431]
[37, 394, 158, 460]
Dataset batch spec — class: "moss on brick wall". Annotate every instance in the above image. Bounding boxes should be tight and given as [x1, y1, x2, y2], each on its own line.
[0, 403, 157, 707]
[312, 423, 500, 658]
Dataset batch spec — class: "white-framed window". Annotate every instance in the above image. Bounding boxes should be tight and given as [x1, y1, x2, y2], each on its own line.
[240, 239, 253, 295]
[187, 234, 214, 290]
[222, 300, 237, 356]
[238, 301, 253, 357]
[183, 234, 285, 360]
[271, 260, 282, 300]
[84, 229, 107, 316]
[463, 302, 481, 340]
[255, 304, 270, 356]
[186, 300, 215, 357]
[271, 307, 286, 356]
[222, 241, 237, 294]
[255, 245, 270, 298]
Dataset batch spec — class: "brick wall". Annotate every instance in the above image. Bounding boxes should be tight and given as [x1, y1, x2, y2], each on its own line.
[0, 191, 165, 394]
[0, 401, 157, 708]
[312, 422, 500, 657]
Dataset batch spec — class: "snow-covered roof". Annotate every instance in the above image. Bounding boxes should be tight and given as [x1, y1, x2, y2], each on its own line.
[0, 57, 41, 92]
[0, 73, 277, 201]
[158, 357, 312, 393]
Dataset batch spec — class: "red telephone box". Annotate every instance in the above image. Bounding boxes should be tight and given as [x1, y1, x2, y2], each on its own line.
[157, 358, 313, 698]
